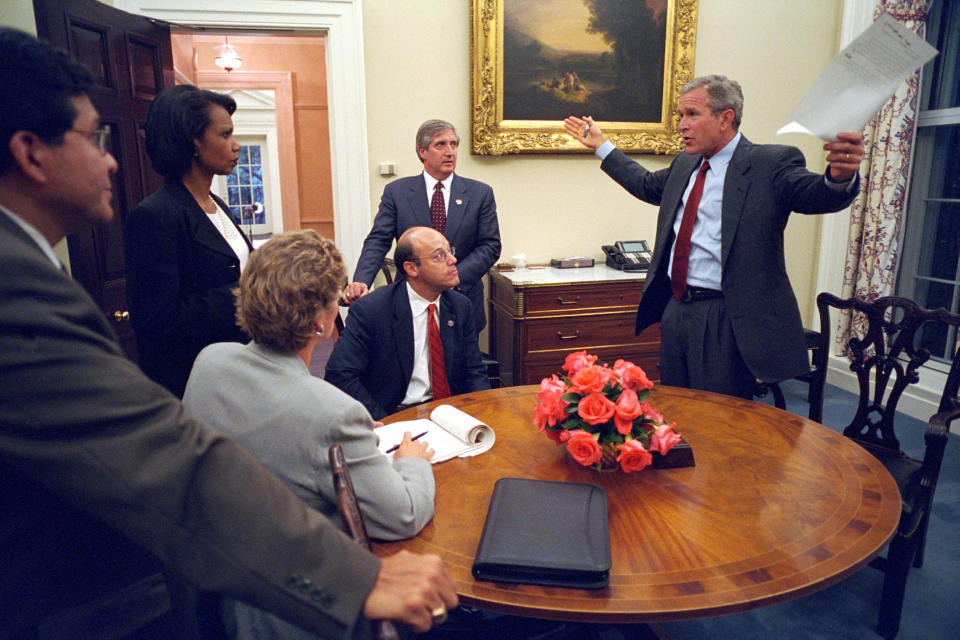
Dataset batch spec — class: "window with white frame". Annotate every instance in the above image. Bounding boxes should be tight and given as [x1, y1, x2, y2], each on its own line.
[896, 0, 960, 363]
[225, 141, 268, 235]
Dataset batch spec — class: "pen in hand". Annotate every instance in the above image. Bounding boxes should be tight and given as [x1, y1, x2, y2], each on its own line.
[385, 430, 429, 454]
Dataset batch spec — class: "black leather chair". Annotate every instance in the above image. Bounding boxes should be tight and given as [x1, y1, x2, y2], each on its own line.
[808, 293, 960, 639]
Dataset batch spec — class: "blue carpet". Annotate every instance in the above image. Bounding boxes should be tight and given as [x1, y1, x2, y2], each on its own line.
[655, 379, 960, 640]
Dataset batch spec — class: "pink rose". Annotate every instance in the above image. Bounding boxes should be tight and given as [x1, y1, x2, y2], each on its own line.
[577, 392, 616, 426]
[533, 375, 569, 429]
[544, 427, 573, 445]
[534, 403, 560, 430]
[616, 439, 653, 473]
[562, 350, 597, 375]
[566, 430, 602, 466]
[649, 422, 682, 455]
[537, 374, 566, 398]
[569, 365, 612, 395]
[613, 359, 653, 390]
[639, 401, 663, 423]
[613, 388, 644, 434]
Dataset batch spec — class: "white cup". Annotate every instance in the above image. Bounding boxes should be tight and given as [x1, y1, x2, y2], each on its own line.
[512, 253, 527, 269]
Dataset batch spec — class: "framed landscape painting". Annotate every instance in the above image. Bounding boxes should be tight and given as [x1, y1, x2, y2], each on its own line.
[471, 0, 697, 154]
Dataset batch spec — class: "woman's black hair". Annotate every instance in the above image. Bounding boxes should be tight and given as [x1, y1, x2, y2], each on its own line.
[144, 85, 236, 181]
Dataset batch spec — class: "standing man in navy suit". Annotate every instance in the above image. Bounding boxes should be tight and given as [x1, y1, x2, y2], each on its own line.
[327, 226, 490, 420]
[564, 75, 865, 399]
[343, 119, 500, 331]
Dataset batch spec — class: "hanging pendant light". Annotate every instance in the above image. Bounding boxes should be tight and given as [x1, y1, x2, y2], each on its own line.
[214, 37, 242, 72]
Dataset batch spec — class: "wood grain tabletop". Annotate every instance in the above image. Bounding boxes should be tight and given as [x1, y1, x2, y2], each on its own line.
[373, 385, 900, 622]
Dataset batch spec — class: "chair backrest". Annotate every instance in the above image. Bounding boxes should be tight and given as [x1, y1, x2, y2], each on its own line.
[328, 444, 399, 640]
[380, 258, 396, 284]
[335, 259, 398, 338]
[809, 293, 960, 452]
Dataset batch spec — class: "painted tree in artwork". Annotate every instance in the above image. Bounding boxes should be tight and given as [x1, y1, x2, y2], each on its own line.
[583, 0, 666, 87]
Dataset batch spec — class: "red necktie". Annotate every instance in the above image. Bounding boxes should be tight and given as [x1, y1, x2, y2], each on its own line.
[427, 303, 450, 400]
[671, 160, 710, 300]
[430, 182, 446, 233]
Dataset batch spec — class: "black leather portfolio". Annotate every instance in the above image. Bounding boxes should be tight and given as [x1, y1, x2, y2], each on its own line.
[471, 477, 611, 589]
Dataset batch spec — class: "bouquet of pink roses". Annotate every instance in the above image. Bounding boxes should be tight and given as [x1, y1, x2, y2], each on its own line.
[533, 350, 681, 473]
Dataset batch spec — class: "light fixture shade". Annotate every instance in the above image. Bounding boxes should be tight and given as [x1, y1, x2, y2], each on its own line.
[214, 42, 242, 72]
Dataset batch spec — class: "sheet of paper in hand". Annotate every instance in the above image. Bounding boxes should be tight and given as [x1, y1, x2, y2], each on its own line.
[377, 405, 495, 464]
[778, 13, 938, 140]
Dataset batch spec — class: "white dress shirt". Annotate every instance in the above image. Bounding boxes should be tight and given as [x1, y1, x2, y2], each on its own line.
[401, 281, 442, 405]
[205, 201, 250, 272]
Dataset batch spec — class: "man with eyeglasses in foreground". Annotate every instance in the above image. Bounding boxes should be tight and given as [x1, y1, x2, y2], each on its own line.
[327, 226, 490, 420]
[0, 27, 456, 638]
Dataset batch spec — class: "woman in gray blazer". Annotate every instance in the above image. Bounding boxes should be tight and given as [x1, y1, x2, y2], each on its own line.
[183, 230, 435, 640]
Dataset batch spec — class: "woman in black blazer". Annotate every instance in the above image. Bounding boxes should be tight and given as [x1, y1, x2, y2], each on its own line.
[125, 85, 254, 397]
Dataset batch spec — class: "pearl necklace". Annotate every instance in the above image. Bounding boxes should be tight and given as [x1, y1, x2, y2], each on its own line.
[204, 197, 235, 240]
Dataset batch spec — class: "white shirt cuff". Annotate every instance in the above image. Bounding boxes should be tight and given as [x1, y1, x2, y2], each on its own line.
[596, 140, 615, 161]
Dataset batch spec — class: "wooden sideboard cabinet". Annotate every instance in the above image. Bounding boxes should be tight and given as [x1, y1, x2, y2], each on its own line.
[487, 265, 661, 386]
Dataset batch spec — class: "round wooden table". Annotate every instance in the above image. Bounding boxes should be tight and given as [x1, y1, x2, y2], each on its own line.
[372, 385, 900, 622]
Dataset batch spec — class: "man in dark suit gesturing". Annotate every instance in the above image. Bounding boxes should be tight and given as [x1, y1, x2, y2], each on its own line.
[564, 75, 865, 399]
[327, 226, 490, 419]
[343, 119, 500, 331]
[0, 27, 455, 638]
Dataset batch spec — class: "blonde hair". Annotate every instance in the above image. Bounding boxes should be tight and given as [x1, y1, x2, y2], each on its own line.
[236, 230, 346, 352]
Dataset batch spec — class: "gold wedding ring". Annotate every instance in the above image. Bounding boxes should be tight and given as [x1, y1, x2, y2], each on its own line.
[845, 153, 850, 161]
[430, 605, 448, 625]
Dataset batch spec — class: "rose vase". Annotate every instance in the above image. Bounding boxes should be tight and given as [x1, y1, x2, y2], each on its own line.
[567, 441, 621, 472]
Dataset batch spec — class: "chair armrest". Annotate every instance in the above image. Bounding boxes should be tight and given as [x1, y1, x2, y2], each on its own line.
[914, 406, 958, 499]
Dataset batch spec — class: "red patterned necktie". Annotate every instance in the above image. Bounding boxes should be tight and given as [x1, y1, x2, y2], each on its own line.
[427, 304, 450, 400]
[671, 160, 710, 300]
[430, 182, 446, 233]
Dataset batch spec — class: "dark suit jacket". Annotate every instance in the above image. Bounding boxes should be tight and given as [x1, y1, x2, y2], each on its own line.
[325, 280, 490, 420]
[601, 136, 859, 383]
[125, 180, 253, 397]
[0, 211, 377, 638]
[353, 173, 501, 330]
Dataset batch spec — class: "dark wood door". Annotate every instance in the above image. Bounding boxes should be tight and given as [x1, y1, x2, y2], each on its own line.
[34, 0, 173, 360]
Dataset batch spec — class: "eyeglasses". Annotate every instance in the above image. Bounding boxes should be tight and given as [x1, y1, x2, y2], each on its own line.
[69, 125, 111, 154]
[411, 246, 455, 265]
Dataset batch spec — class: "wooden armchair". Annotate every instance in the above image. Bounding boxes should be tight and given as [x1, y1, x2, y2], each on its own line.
[808, 293, 960, 639]
[335, 260, 396, 336]
[328, 443, 399, 640]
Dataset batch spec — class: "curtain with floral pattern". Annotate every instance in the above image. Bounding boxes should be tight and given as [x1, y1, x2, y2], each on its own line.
[834, 0, 932, 352]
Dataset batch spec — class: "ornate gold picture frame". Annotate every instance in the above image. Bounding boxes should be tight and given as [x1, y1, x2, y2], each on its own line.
[471, 0, 697, 155]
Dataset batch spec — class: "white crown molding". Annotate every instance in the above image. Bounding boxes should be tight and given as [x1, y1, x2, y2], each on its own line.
[116, 0, 371, 275]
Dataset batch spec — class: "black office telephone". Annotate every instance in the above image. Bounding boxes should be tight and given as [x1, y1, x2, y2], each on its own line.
[602, 240, 652, 272]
